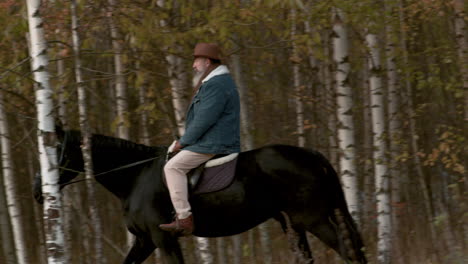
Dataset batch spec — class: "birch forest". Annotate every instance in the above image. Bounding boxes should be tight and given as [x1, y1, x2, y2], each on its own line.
[0, 0, 467, 263]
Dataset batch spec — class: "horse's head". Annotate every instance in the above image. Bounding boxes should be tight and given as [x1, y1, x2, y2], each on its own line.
[33, 127, 84, 204]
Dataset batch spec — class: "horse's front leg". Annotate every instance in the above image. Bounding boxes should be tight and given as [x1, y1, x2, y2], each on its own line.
[122, 236, 155, 264]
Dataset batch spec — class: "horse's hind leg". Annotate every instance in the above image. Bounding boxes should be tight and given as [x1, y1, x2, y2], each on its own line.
[123, 236, 156, 264]
[305, 218, 366, 264]
[277, 212, 314, 263]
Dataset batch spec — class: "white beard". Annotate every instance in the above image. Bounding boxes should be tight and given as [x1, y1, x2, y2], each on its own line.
[192, 70, 204, 88]
[192, 71, 203, 87]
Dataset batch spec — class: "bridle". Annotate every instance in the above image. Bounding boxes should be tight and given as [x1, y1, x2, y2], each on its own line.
[58, 132, 165, 187]
[59, 156, 162, 187]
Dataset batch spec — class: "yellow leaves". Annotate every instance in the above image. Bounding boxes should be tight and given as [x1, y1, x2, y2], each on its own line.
[422, 126, 466, 175]
[303, 119, 316, 130]
[395, 152, 411, 163]
[424, 149, 439, 166]
[439, 142, 450, 153]
[289, 55, 302, 64]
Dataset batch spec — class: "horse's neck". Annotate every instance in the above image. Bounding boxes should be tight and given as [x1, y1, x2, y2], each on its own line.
[90, 146, 154, 199]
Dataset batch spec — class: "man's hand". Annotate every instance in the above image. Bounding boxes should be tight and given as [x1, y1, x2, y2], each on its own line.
[173, 140, 183, 153]
[168, 140, 184, 153]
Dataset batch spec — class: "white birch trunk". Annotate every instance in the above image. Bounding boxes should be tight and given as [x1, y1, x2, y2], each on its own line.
[157, 1, 189, 137]
[195, 237, 213, 264]
[0, 92, 21, 264]
[0, 177, 17, 264]
[108, 0, 130, 140]
[366, 31, 391, 264]
[71, 1, 105, 262]
[332, 8, 359, 225]
[291, 8, 305, 147]
[166, 53, 190, 137]
[26, 0, 65, 262]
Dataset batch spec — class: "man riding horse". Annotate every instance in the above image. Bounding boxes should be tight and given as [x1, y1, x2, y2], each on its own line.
[160, 43, 241, 235]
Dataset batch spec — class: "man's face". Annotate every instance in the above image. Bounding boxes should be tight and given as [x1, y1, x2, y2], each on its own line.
[193, 57, 210, 74]
[192, 57, 210, 86]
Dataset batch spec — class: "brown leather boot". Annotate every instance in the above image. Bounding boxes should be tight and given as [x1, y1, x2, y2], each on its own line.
[159, 215, 194, 236]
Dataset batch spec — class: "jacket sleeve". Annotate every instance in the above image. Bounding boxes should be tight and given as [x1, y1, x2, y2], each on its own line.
[179, 80, 227, 146]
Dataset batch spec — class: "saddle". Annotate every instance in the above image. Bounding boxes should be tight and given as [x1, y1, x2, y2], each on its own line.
[164, 153, 238, 195]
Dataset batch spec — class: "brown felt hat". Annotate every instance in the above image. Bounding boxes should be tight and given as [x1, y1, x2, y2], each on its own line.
[193, 43, 222, 60]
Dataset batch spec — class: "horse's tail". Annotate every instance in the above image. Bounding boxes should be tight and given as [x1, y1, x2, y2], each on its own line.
[333, 208, 361, 262]
[320, 156, 367, 264]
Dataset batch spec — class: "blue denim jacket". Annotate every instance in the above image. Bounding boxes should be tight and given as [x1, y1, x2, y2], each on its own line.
[179, 73, 240, 154]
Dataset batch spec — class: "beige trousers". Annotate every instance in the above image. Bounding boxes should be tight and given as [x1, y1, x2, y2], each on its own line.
[164, 150, 214, 219]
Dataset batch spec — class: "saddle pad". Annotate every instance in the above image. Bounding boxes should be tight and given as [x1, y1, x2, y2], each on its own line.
[193, 157, 238, 195]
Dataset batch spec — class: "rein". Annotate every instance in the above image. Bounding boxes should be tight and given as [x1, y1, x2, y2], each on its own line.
[60, 155, 163, 187]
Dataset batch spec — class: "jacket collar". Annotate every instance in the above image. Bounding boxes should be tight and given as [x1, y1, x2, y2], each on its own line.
[202, 65, 229, 83]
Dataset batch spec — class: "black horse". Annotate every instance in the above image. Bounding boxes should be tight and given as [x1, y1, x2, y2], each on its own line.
[34, 129, 367, 264]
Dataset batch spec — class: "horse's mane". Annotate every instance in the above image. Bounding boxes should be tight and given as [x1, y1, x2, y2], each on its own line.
[64, 130, 166, 156]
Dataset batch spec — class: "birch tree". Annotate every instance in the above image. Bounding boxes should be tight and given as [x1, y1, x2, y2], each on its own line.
[0, 188, 16, 264]
[166, 51, 190, 137]
[0, 91, 23, 264]
[71, 1, 105, 262]
[157, 0, 190, 137]
[108, 0, 130, 140]
[291, 8, 305, 148]
[366, 27, 391, 263]
[26, 0, 65, 262]
[332, 8, 359, 225]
